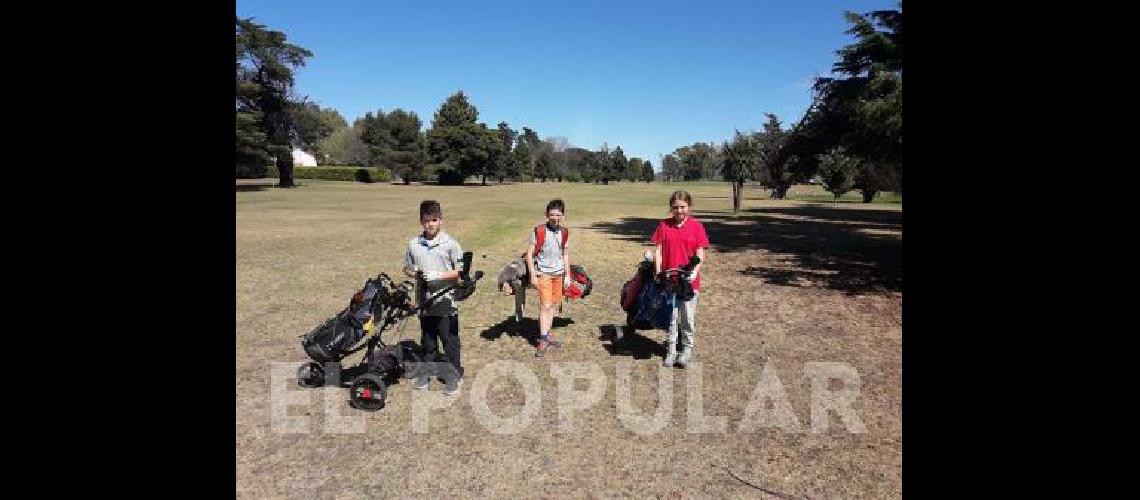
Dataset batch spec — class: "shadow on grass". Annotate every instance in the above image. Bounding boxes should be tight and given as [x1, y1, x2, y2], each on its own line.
[479, 316, 576, 346]
[598, 324, 666, 360]
[590, 203, 901, 295]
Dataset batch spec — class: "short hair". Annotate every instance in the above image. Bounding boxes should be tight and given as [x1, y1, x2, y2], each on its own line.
[419, 200, 442, 219]
[546, 199, 565, 214]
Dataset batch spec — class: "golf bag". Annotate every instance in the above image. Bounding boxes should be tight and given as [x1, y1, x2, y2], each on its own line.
[620, 259, 654, 312]
[301, 275, 389, 363]
[622, 255, 701, 330]
[628, 278, 675, 330]
[564, 264, 593, 300]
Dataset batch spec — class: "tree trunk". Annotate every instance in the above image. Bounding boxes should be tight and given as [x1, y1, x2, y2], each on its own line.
[275, 149, 295, 188]
[732, 179, 743, 214]
[482, 173, 486, 186]
[862, 189, 877, 203]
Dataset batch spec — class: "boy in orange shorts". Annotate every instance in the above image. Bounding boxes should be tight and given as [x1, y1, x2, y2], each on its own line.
[525, 199, 571, 358]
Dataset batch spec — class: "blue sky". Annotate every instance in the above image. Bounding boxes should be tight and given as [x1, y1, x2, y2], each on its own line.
[237, 0, 898, 170]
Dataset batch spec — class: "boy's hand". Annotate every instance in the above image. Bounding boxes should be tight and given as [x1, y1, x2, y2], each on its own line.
[563, 274, 573, 289]
[404, 265, 420, 279]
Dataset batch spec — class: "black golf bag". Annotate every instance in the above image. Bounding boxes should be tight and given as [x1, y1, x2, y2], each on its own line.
[300, 275, 390, 363]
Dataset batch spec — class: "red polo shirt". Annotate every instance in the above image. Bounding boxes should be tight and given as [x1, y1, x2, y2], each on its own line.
[651, 217, 710, 291]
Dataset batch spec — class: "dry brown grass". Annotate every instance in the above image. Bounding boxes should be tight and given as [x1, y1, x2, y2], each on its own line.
[237, 180, 901, 498]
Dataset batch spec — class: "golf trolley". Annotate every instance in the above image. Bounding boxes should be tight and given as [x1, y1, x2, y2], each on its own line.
[295, 251, 484, 411]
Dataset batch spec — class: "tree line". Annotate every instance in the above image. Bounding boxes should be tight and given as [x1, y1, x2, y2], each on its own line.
[238, 1, 900, 197]
[660, 2, 902, 208]
[237, 17, 651, 186]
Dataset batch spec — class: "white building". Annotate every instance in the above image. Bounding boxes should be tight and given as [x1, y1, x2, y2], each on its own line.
[291, 148, 318, 167]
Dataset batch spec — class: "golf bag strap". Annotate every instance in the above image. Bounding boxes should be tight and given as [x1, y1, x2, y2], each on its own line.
[532, 224, 568, 257]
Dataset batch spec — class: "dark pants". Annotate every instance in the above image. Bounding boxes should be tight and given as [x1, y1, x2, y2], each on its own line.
[420, 314, 462, 379]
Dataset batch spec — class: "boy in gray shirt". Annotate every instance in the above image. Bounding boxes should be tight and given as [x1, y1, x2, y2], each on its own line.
[403, 200, 464, 395]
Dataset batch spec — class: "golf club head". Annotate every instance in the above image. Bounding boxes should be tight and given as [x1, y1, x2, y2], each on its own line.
[460, 251, 474, 280]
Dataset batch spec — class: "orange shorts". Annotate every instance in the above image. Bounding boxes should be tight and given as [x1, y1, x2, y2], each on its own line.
[535, 274, 564, 305]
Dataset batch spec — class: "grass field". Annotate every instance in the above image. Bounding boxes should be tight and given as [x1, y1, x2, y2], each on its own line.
[237, 179, 902, 498]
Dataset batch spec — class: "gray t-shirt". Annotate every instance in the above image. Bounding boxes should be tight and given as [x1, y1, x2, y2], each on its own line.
[529, 224, 568, 275]
[404, 231, 463, 317]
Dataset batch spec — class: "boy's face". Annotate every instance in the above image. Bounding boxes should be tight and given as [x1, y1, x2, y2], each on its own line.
[546, 209, 564, 228]
[421, 214, 442, 238]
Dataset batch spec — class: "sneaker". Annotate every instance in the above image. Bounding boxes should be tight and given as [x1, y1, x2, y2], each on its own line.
[662, 344, 677, 368]
[443, 377, 463, 395]
[676, 349, 692, 368]
[535, 340, 547, 358]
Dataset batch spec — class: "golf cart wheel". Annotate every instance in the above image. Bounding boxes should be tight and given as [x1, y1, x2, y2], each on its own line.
[348, 373, 388, 411]
[297, 362, 324, 388]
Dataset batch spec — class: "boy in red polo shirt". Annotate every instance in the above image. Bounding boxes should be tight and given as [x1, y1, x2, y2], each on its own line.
[651, 190, 710, 368]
